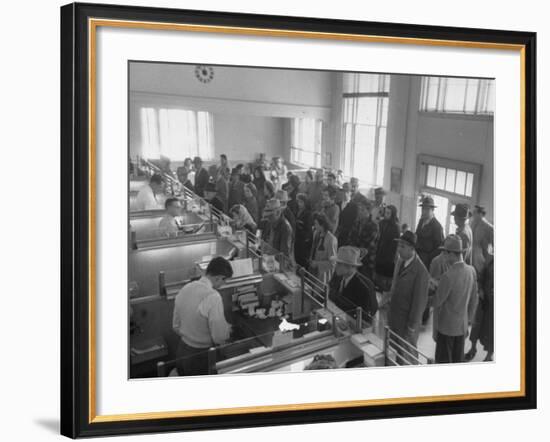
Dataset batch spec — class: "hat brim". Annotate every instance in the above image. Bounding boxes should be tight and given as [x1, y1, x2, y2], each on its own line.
[438, 246, 466, 253]
[450, 211, 468, 218]
[419, 203, 437, 208]
[394, 238, 416, 247]
[331, 257, 363, 267]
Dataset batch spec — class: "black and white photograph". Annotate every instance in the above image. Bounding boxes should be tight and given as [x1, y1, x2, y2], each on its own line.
[128, 62, 495, 378]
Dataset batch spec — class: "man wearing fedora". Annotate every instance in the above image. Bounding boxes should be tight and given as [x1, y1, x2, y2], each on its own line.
[328, 246, 378, 320]
[451, 203, 473, 265]
[261, 198, 293, 258]
[432, 235, 478, 364]
[388, 231, 430, 362]
[415, 196, 445, 268]
[415, 195, 445, 325]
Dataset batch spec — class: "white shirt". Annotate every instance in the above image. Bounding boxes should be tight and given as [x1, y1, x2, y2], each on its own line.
[134, 184, 162, 211]
[158, 215, 179, 236]
[172, 277, 231, 348]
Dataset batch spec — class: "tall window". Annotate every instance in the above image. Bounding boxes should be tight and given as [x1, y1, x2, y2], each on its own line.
[140, 107, 214, 161]
[419, 77, 494, 115]
[341, 73, 390, 186]
[290, 118, 323, 168]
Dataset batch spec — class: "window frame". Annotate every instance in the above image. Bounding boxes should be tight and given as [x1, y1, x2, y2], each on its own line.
[289, 118, 323, 169]
[419, 76, 495, 117]
[340, 75, 390, 187]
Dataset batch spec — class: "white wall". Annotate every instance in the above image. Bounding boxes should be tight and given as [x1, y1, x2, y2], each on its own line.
[130, 62, 333, 109]
[213, 114, 285, 162]
[129, 62, 334, 164]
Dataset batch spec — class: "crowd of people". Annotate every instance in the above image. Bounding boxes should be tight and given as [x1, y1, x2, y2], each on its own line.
[137, 152, 495, 366]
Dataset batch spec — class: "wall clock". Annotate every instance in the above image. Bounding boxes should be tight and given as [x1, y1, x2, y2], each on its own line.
[195, 65, 214, 83]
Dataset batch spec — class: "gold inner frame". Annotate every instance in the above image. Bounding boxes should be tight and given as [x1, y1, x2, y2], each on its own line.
[87, 17, 527, 424]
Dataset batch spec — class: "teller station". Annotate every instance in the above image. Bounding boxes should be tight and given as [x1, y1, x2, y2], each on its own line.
[129, 180, 433, 378]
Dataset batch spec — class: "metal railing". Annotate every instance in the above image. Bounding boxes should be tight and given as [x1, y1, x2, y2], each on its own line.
[383, 326, 433, 366]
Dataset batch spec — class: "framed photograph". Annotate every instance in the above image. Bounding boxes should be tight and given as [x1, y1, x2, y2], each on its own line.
[60, 2, 537, 438]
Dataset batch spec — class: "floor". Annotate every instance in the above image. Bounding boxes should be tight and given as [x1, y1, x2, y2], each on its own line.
[416, 311, 489, 363]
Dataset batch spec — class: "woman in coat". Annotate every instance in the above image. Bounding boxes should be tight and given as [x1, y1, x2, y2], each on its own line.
[294, 193, 313, 269]
[309, 213, 338, 284]
[253, 166, 274, 219]
[242, 183, 259, 224]
[375, 204, 400, 291]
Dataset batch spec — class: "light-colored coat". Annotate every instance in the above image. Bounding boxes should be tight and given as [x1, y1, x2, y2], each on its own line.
[433, 261, 478, 338]
[310, 230, 338, 284]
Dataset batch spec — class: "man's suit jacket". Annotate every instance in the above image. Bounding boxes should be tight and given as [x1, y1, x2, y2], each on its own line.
[389, 254, 430, 337]
[415, 217, 445, 268]
[329, 272, 378, 319]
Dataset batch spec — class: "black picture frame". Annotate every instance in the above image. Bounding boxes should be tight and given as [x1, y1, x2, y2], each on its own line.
[60, 2, 537, 438]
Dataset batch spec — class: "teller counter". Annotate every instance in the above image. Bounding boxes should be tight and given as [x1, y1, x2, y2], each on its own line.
[129, 236, 242, 298]
[129, 267, 305, 378]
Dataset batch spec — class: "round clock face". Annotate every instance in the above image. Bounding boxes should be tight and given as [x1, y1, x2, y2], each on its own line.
[195, 65, 214, 83]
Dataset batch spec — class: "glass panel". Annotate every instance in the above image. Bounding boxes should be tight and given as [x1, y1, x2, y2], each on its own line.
[342, 97, 355, 123]
[436, 166, 447, 189]
[443, 78, 468, 113]
[343, 123, 354, 177]
[140, 107, 160, 159]
[356, 97, 378, 125]
[455, 170, 467, 195]
[426, 78, 439, 111]
[445, 168, 456, 192]
[426, 165, 437, 188]
[486, 81, 495, 114]
[376, 127, 387, 186]
[344, 73, 390, 94]
[464, 79, 479, 113]
[380, 97, 389, 127]
[465, 172, 474, 197]
[353, 125, 376, 183]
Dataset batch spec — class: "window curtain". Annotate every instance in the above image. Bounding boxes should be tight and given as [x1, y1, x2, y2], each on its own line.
[140, 107, 214, 161]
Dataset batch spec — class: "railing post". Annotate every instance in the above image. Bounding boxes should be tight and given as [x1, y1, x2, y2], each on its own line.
[332, 312, 338, 337]
[384, 326, 390, 366]
[207, 347, 216, 375]
[130, 230, 137, 250]
[156, 361, 166, 377]
[355, 307, 362, 332]
[159, 271, 166, 297]
[299, 268, 305, 316]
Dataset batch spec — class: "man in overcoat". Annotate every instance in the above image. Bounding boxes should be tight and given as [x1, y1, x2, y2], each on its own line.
[389, 231, 430, 363]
